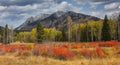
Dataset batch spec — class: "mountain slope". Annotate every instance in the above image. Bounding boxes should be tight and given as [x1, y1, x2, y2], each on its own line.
[16, 14, 50, 30]
[16, 11, 101, 30]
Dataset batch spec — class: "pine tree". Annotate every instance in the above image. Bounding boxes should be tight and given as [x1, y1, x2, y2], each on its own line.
[116, 14, 120, 41]
[61, 28, 67, 41]
[0, 27, 3, 43]
[102, 15, 111, 41]
[3, 24, 9, 44]
[37, 21, 44, 43]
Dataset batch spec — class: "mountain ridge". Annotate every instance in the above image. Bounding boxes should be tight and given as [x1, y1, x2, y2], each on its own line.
[16, 11, 101, 30]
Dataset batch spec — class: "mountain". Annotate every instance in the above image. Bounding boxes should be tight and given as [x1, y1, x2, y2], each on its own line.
[16, 11, 101, 31]
[16, 14, 50, 30]
[34, 14, 50, 21]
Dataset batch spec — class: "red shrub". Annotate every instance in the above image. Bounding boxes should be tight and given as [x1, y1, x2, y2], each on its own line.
[96, 47, 106, 58]
[69, 43, 84, 49]
[53, 47, 67, 56]
[89, 42, 98, 47]
[53, 47, 75, 60]
[64, 51, 75, 59]
[79, 49, 93, 58]
[79, 47, 106, 58]
[61, 44, 68, 48]
[99, 40, 118, 47]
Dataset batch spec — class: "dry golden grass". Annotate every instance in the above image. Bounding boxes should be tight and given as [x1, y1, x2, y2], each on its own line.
[0, 54, 120, 65]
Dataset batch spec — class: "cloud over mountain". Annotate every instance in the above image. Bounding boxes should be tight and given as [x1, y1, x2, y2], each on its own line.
[0, 0, 119, 28]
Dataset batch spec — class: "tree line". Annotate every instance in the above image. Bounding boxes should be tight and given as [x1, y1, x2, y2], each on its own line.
[0, 14, 120, 44]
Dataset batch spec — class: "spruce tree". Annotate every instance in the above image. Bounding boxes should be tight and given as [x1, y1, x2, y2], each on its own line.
[116, 14, 120, 41]
[102, 15, 111, 41]
[61, 28, 67, 41]
[3, 24, 9, 44]
[118, 14, 120, 41]
[37, 21, 44, 43]
[0, 27, 3, 43]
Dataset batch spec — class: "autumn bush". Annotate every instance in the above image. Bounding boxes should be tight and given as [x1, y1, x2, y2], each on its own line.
[89, 42, 98, 47]
[15, 50, 31, 56]
[98, 40, 118, 47]
[33, 44, 49, 56]
[95, 47, 106, 58]
[53, 47, 75, 60]
[79, 47, 106, 59]
[0, 41, 119, 60]
[79, 49, 93, 59]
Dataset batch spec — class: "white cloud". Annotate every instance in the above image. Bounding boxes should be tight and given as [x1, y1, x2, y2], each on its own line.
[89, 2, 104, 9]
[6, 4, 39, 12]
[0, 6, 6, 11]
[91, 11, 100, 16]
[56, 1, 82, 12]
[20, 13, 30, 16]
[119, 6, 120, 8]
[0, 18, 3, 23]
[0, 12, 10, 18]
[105, 2, 120, 10]
[105, 10, 120, 16]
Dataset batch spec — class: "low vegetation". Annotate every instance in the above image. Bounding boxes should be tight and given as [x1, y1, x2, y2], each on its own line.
[0, 40, 120, 65]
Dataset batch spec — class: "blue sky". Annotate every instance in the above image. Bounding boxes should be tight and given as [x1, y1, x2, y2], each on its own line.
[0, 0, 120, 28]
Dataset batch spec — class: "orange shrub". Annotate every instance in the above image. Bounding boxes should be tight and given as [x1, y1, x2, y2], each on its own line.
[96, 47, 106, 58]
[33, 44, 49, 56]
[89, 42, 98, 47]
[53, 47, 75, 60]
[53, 47, 67, 56]
[98, 40, 118, 47]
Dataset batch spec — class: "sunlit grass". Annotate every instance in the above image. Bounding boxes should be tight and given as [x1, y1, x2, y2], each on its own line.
[0, 54, 120, 65]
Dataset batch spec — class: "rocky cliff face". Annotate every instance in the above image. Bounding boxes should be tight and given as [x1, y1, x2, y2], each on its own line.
[16, 11, 101, 31]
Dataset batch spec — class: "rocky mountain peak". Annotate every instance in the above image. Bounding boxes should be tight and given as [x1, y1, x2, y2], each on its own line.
[16, 11, 101, 31]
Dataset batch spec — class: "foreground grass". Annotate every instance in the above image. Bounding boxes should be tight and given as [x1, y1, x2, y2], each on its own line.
[0, 55, 120, 65]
